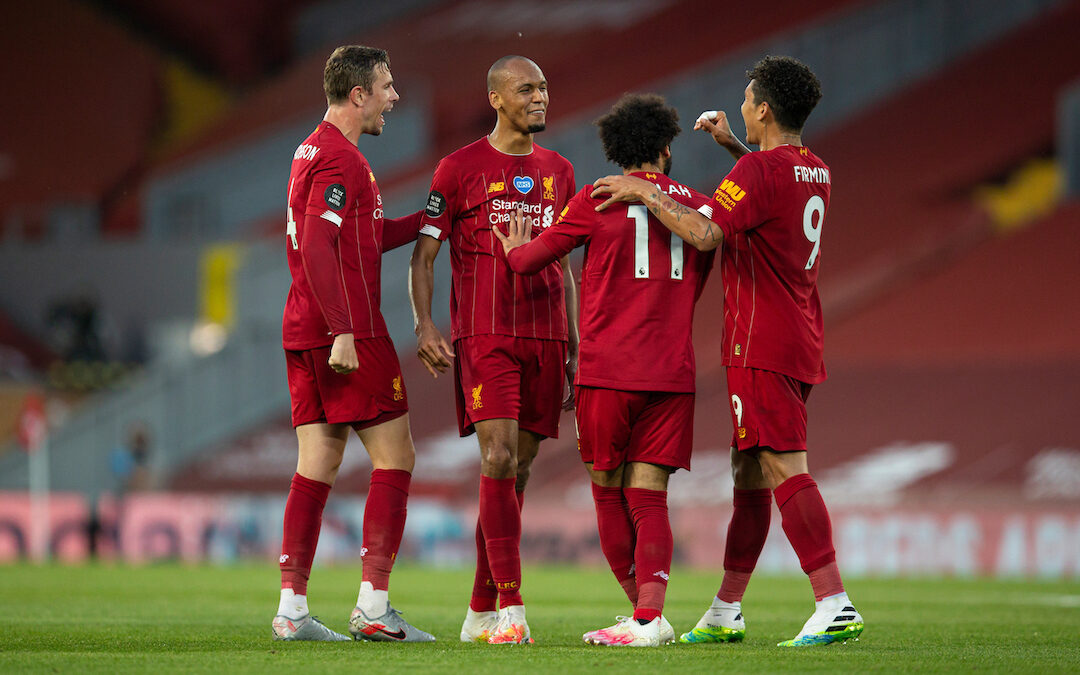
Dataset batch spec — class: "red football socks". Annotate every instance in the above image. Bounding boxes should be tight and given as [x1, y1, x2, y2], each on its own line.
[361, 469, 411, 591]
[774, 473, 844, 600]
[470, 519, 497, 612]
[280, 472, 332, 595]
[479, 476, 523, 607]
[718, 487, 772, 602]
[591, 482, 638, 605]
[808, 561, 844, 601]
[624, 487, 671, 623]
[470, 489, 525, 612]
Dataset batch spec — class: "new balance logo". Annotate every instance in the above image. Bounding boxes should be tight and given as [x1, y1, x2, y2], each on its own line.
[279, 554, 289, 564]
[653, 570, 669, 581]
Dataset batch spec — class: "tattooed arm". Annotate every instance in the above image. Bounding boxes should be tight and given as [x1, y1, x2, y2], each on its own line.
[590, 175, 724, 251]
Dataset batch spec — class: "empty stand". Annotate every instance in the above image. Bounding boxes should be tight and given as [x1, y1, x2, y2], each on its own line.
[0, 0, 161, 237]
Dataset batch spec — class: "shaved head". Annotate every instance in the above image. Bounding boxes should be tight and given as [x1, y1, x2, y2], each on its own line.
[487, 55, 539, 92]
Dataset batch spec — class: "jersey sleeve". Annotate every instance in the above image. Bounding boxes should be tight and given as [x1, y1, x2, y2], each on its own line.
[304, 155, 351, 230]
[506, 186, 593, 275]
[382, 209, 423, 252]
[300, 213, 352, 336]
[706, 153, 772, 237]
[417, 158, 457, 242]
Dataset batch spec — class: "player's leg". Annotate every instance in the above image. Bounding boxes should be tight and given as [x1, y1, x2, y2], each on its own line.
[356, 411, 414, 601]
[586, 461, 672, 647]
[273, 421, 352, 641]
[576, 386, 639, 608]
[623, 462, 673, 625]
[484, 336, 563, 644]
[681, 446, 767, 644]
[273, 348, 351, 641]
[347, 412, 434, 642]
[475, 417, 534, 644]
[451, 337, 531, 642]
[461, 426, 534, 642]
[757, 448, 862, 646]
[589, 464, 638, 604]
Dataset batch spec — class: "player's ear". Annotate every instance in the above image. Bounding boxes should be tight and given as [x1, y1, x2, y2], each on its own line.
[488, 89, 501, 111]
[351, 85, 366, 107]
[661, 146, 671, 159]
[757, 100, 770, 123]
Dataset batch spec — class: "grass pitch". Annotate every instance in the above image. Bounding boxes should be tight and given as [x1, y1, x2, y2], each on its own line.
[1, 562, 1078, 673]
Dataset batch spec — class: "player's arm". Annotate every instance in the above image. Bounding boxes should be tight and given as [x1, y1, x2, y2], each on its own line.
[560, 253, 579, 410]
[300, 212, 357, 373]
[695, 110, 751, 160]
[493, 207, 561, 274]
[409, 234, 455, 378]
[591, 176, 723, 251]
[495, 197, 587, 274]
[382, 209, 424, 251]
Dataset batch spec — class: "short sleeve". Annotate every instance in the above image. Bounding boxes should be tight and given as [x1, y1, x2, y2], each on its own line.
[418, 158, 457, 241]
[707, 154, 771, 237]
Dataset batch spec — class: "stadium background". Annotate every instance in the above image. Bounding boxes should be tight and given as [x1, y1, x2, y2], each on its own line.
[0, 0, 1078, 581]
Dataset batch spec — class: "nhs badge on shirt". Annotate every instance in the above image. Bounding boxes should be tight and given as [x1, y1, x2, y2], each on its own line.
[513, 175, 534, 195]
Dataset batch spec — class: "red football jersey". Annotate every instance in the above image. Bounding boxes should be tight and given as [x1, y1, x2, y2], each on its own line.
[511, 173, 715, 392]
[707, 145, 830, 384]
[418, 137, 575, 342]
[282, 121, 401, 350]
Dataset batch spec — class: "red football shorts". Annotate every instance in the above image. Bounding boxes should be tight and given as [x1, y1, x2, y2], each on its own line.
[453, 335, 566, 438]
[725, 366, 812, 453]
[575, 386, 695, 471]
[285, 336, 408, 429]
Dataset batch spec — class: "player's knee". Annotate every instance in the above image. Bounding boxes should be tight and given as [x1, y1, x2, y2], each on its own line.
[481, 443, 516, 478]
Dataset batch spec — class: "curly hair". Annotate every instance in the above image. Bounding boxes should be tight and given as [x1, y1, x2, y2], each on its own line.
[595, 93, 681, 170]
[324, 45, 390, 103]
[747, 56, 822, 131]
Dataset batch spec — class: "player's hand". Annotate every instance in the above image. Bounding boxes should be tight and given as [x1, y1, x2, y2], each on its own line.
[590, 175, 651, 212]
[415, 322, 455, 378]
[328, 333, 359, 374]
[491, 205, 533, 255]
[694, 110, 732, 143]
[562, 349, 577, 411]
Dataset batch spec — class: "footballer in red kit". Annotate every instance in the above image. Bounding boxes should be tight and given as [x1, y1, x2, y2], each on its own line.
[495, 94, 713, 647]
[410, 55, 578, 645]
[592, 56, 864, 647]
[273, 45, 434, 644]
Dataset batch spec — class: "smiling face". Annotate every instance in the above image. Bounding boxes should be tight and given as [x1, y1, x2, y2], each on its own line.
[358, 63, 399, 136]
[490, 58, 548, 134]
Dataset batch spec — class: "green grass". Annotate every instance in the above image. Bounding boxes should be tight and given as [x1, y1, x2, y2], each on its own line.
[1, 563, 1078, 672]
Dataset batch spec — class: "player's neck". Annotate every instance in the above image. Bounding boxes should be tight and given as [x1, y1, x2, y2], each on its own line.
[324, 108, 362, 146]
[625, 162, 664, 176]
[487, 125, 534, 156]
[760, 121, 802, 151]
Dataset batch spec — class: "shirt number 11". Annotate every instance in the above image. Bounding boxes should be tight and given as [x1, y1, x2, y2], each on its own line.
[628, 204, 683, 280]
